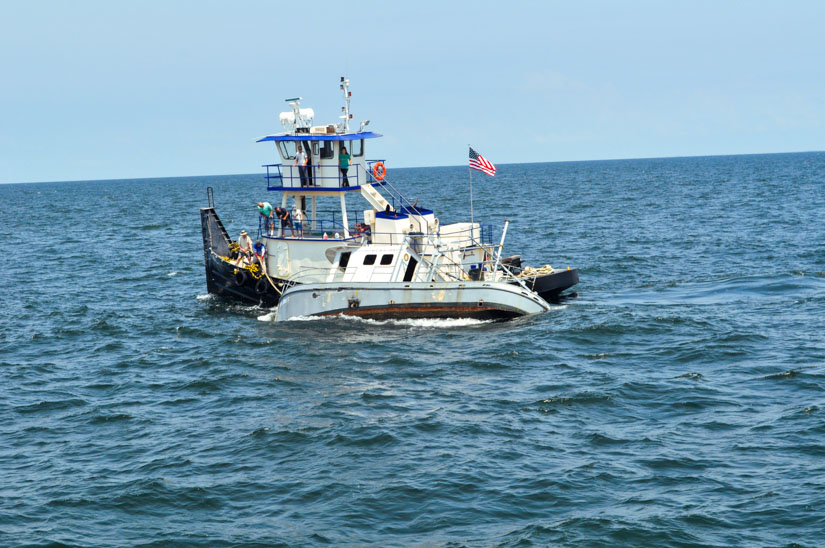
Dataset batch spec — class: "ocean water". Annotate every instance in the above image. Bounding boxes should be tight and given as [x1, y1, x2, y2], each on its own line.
[2, 152, 824, 547]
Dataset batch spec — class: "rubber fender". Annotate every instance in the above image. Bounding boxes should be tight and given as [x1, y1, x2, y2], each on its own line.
[254, 279, 267, 294]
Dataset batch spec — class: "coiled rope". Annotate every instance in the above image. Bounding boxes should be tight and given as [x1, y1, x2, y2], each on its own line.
[517, 265, 556, 278]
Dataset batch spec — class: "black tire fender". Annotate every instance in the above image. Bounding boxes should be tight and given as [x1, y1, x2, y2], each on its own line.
[234, 269, 248, 286]
[254, 279, 267, 294]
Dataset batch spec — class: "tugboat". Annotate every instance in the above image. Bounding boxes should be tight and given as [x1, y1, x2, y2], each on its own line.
[200, 78, 578, 319]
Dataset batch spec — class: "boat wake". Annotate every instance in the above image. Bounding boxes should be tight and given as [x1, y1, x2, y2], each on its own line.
[342, 315, 494, 328]
[257, 311, 492, 328]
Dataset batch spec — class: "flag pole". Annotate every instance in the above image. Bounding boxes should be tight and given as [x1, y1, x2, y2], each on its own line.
[468, 144, 474, 243]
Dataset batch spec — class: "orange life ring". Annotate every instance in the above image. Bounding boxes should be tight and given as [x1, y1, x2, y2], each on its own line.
[372, 162, 386, 181]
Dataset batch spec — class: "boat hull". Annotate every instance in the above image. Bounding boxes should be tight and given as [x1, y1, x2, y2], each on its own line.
[274, 281, 552, 321]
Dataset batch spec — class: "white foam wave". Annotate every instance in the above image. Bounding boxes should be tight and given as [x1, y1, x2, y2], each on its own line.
[268, 312, 492, 328]
[325, 314, 492, 328]
[196, 294, 214, 301]
[167, 271, 179, 277]
[284, 314, 327, 322]
[377, 317, 492, 328]
[256, 311, 277, 322]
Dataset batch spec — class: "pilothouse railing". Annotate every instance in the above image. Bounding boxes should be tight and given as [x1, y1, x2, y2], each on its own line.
[264, 163, 372, 189]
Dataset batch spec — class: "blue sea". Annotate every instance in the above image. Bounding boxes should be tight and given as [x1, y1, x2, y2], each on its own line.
[2, 152, 824, 547]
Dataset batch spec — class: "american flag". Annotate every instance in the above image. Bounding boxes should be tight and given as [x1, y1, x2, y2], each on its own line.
[469, 147, 496, 176]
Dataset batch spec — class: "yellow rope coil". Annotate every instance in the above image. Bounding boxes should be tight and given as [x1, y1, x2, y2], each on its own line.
[517, 265, 555, 277]
[219, 256, 263, 279]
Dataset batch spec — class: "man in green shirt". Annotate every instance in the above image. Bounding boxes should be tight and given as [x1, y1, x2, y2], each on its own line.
[257, 201, 274, 234]
[339, 145, 351, 187]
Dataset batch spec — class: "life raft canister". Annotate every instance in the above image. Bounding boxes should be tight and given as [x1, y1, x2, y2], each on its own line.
[372, 162, 386, 181]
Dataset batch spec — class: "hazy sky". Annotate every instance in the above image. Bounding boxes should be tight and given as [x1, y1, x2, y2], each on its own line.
[2, 0, 823, 183]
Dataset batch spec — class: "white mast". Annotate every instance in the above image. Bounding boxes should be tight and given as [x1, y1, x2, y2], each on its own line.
[339, 77, 351, 133]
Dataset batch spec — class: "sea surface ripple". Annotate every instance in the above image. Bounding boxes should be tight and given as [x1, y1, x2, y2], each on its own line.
[1, 152, 824, 546]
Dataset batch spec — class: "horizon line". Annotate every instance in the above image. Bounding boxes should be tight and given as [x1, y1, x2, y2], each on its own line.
[2, 149, 822, 186]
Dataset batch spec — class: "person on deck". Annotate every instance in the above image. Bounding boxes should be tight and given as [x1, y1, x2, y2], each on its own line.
[339, 145, 351, 187]
[295, 144, 308, 187]
[292, 205, 304, 238]
[275, 206, 295, 238]
[257, 202, 274, 234]
[236, 230, 253, 265]
[355, 222, 371, 243]
[251, 240, 266, 268]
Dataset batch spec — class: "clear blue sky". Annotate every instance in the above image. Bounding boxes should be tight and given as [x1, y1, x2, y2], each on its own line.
[1, 0, 823, 183]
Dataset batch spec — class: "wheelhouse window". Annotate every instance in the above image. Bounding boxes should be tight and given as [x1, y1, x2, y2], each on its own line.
[320, 141, 334, 159]
[363, 254, 377, 265]
[380, 254, 394, 265]
[277, 141, 297, 160]
[352, 139, 364, 157]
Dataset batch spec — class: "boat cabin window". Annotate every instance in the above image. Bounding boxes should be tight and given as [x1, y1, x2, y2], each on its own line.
[403, 257, 418, 282]
[380, 254, 394, 265]
[363, 254, 377, 265]
[352, 139, 364, 157]
[338, 251, 351, 271]
[277, 141, 297, 160]
[320, 141, 334, 159]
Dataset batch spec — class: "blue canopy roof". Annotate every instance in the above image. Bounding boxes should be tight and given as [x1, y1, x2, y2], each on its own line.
[256, 131, 382, 143]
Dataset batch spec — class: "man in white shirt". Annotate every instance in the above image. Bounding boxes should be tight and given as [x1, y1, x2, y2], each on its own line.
[295, 144, 308, 186]
[236, 230, 253, 265]
[292, 205, 304, 238]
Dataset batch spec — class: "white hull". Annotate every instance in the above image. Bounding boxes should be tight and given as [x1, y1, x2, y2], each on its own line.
[274, 281, 551, 321]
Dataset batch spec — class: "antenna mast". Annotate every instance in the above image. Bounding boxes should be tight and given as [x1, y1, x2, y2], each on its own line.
[339, 77, 351, 133]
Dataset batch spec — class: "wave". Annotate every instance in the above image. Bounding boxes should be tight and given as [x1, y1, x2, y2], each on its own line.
[15, 398, 88, 414]
[605, 271, 825, 306]
[761, 365, 819, 380]
[294, 314, 493, 328]
[261, 311, 495, 328]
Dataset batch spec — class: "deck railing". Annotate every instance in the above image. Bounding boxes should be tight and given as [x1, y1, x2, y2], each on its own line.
[255, 211, 494, 244]
[256, 208, 366, 240]
[264, 163, 373, 190]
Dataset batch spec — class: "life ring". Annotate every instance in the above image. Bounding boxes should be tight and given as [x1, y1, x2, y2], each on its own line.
[372, 162, 386, 181]
[254, 279, 268, 294]
[234, 269, 248, 286]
